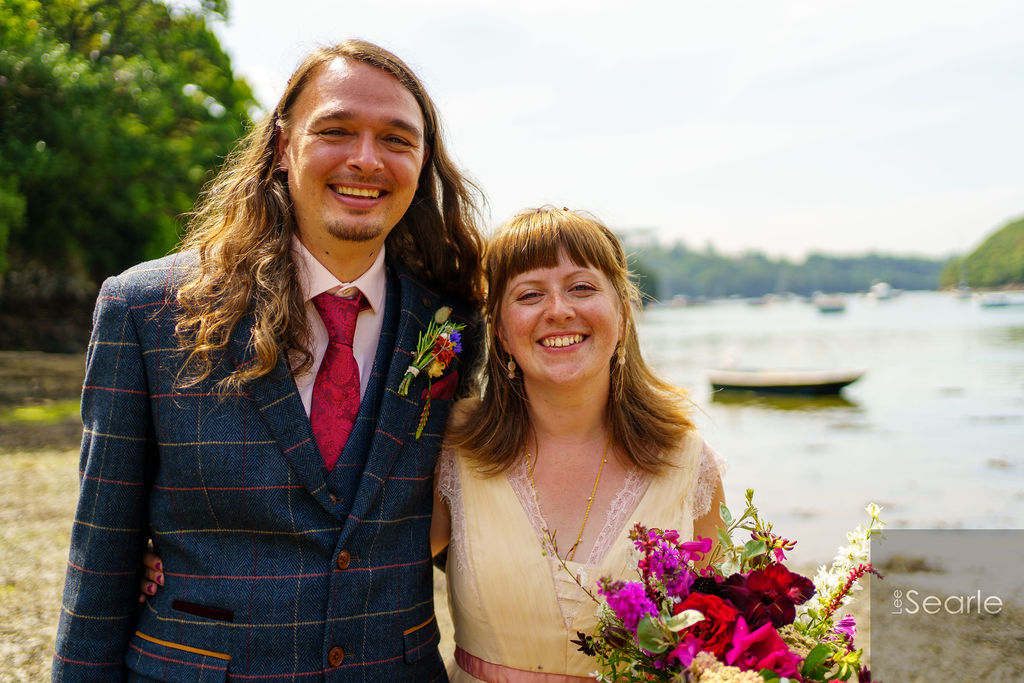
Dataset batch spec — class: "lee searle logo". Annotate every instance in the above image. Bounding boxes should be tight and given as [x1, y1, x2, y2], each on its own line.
[890, 588, 1003, 615]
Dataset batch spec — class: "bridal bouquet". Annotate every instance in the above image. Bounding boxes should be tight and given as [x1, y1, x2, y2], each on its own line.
[573, 491, 884, 682]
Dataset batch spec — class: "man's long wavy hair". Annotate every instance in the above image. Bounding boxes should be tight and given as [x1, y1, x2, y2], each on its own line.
[447, 207, 695, 474]
[175, 40, 485, 392]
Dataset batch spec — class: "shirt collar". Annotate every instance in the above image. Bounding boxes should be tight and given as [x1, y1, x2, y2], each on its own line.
[292, 236, 386, 313]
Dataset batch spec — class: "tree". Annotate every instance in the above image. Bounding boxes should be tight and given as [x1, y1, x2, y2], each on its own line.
[943, 216, 1024, 288]
[0, 0, 257, 285]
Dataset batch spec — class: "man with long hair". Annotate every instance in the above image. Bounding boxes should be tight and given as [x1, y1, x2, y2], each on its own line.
[54, 40, 483, 680]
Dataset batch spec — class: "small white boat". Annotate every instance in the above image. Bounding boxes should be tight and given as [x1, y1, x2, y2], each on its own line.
[707, 368, 865, 395]
[978, 292, 1011, 308]
[868, 282, 892, 300]
[813, 293, 846, 314]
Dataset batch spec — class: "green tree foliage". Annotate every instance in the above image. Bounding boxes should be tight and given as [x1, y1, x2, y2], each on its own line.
[626, 252, 659, 305]
[631, 241, 946, 300]
[0, 0, 257, 283]
[940, 216, 1024, 288]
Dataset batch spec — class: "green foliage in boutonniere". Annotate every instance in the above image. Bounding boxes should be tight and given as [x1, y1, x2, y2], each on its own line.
[397, 306, 466, 438]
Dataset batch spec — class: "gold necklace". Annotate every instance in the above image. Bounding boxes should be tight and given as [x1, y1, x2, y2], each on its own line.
[525, 434, 612, 562]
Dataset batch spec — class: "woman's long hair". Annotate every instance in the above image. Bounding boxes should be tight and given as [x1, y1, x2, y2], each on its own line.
[174, 40, 485, 391]
[447, 207, 695, 473]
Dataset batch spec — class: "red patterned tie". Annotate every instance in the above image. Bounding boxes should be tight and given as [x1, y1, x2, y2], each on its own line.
[310, 291, 364, 471]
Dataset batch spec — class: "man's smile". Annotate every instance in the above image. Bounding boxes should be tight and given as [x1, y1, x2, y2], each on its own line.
[331, 185, 383, 199]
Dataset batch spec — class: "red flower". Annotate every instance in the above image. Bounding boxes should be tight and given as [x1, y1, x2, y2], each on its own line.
[719, 564, 815, 629]
[673, 592, 740, 657]
[433, 336, 456, 366]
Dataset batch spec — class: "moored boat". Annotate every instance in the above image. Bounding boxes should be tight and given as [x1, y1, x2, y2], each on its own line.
[707, 368, 865, 395]
[813, 293, 846, 313]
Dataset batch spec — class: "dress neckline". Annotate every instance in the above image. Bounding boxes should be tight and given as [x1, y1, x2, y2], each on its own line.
[506, 456, 649, 568]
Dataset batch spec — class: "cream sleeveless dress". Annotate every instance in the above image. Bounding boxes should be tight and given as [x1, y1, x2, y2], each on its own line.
[437, 419, 723, 681]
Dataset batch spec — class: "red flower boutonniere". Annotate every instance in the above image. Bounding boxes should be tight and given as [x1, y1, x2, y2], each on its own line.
[397, 306, 466, 438]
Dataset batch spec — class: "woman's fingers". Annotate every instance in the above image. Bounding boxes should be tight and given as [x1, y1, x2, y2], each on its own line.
[138, 549, 164, 602]
[142, 550, 162, 572]
[144, 566, 163, 583]
[138, 578, 159, 602]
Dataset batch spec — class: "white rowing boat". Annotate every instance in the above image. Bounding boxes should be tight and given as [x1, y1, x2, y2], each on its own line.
[706, 368, 865, 395]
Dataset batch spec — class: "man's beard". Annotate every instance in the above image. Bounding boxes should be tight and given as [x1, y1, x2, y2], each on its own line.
[325, 217, 390, 243]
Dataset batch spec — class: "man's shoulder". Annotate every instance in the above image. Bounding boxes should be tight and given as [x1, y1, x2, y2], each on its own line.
[104, 251, 197, 302]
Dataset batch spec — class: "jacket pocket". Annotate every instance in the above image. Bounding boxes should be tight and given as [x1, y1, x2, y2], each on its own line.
[402, 613, 440, 664]
[126, 630, 229, 682]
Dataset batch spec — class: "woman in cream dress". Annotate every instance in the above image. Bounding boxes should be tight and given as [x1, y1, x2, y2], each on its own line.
[431, 207, 726, 681]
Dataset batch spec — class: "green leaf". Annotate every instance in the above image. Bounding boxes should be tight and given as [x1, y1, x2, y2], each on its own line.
[665, 609, 704, 632]
[758, 670, 780, 681]
[800, 643, 834, 679]
[719, 558, 740, 576]
[719, 502, 733, 526]
[742, 539, 768, 560]
[635, 616, 669, 654]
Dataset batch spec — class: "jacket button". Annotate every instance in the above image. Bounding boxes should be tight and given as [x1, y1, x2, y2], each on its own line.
[336, 550, 351, 570]
[328, 646, 345, 667]
[329, 494, 341, 504]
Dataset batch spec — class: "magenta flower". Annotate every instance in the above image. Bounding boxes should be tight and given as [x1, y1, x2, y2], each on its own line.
[598, 579, 657, 632]
[751, 529, 796, 563]
[726, 617, 802, 677]
[835, 614, 857, 639]
[632, 527, 709, 599]
[668, 633, 703, 667]
[680, 536, 713, 564]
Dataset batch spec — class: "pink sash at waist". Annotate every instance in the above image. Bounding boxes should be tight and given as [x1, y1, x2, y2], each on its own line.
[454, 647, 594, 683]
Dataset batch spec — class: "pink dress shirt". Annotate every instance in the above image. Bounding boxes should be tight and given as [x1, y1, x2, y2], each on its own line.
[291, 238, 387, 416]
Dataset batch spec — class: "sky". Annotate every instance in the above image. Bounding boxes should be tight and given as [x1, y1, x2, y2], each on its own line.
[206, 0, 1024, 260]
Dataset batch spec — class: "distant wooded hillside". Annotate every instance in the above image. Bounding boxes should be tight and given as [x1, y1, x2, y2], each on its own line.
[625, 241, 947, 301]
[940, 216, 1024, 288]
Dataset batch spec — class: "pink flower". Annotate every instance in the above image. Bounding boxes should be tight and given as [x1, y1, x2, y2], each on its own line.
[668, 633, 703, 667]
[725, 617, 802, 677]
[751, 529, 796, 563]
[680, 536, 713, 564]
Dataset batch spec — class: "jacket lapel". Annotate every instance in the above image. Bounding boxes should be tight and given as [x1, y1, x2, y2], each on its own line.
[228, 313, 333, 506]
[340, 266, 438, 535]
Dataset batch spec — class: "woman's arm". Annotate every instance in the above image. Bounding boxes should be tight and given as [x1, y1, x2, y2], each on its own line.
[693, 472, 726, 545]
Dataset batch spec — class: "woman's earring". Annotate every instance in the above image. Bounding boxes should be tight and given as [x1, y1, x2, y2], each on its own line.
[617, 344, 626, 366]
[507, 357, 517, 379]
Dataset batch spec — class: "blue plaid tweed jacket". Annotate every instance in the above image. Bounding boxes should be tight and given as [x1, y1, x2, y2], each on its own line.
[53, 252, 478, 681]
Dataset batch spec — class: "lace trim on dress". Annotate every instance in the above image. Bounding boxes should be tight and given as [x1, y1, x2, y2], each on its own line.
[586, 466, 648, 566]
[436, 445, 469, 574]
[506, 457, 549, 552]
[691, 441, 728, 519]
[507, 457, 650, 629]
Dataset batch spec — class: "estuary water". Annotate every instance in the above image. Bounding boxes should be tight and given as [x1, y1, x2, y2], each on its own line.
[637, 291, 1024, 564]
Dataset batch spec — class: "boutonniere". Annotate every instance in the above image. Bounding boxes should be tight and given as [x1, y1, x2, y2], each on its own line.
[397, 306, 466, 438]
